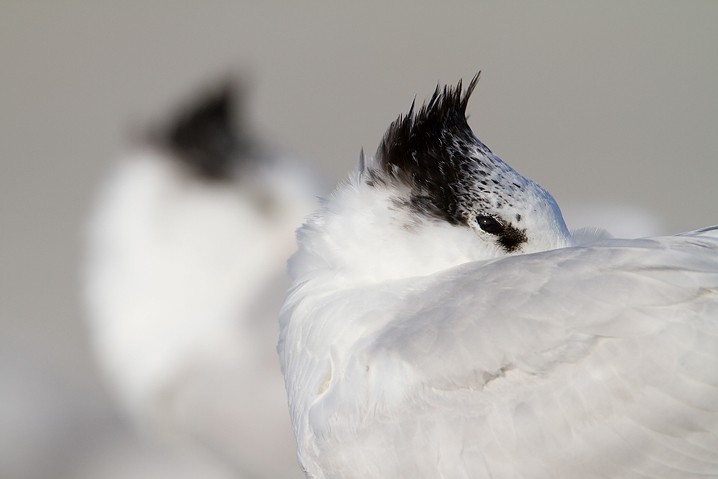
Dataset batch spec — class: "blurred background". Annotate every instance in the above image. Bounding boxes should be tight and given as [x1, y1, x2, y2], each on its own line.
[1, 1, 717, 478]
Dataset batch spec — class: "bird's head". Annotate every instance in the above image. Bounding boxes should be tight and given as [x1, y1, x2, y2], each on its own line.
[368, 72, 572, 257]
[291, 74, 573, 285]
[148, 78, 320, 230]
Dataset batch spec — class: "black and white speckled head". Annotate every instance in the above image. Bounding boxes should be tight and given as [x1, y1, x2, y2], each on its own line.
[366, 73, 571, 255]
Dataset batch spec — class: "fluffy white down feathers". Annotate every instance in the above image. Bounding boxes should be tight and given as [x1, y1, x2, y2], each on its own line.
[278, 76, 718, 478]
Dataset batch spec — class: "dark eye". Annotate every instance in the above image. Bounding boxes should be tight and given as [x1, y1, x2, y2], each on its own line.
[476, 215, 503, 235]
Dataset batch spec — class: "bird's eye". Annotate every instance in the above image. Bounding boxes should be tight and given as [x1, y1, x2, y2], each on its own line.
[476, 215, 503, 235]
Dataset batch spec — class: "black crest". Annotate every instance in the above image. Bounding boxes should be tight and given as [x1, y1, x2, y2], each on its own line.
[373, 73, 529, 252]
[375, 73, 490, 225]
[158, 81, 253, 181]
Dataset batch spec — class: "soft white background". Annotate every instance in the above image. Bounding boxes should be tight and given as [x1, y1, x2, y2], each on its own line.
[1, 2, 716, 477]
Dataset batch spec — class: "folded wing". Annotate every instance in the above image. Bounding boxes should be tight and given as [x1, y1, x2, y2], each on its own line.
[309, 229, 718, 478]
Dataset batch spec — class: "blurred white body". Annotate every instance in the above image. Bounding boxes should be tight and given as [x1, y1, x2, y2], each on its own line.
[85, 144, 316, 478]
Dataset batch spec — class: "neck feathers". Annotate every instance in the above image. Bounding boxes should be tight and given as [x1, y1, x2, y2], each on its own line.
[288, 173, 486, 289]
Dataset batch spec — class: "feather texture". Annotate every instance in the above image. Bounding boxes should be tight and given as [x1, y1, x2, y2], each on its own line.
[282, 229, 718, 478]
[278, 75, 718, 478]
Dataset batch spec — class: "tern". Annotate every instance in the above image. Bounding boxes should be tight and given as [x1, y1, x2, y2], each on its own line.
[84, 80, 316, 478]
[279, 73, 718, 478]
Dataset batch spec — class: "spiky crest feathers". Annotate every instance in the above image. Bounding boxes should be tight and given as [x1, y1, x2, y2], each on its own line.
[375, 72, 481, 179]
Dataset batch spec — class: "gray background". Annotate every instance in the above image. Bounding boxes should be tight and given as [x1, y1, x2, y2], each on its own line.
[1, 2, 716, 478]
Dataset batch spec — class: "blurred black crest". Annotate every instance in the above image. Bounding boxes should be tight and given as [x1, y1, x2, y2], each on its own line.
[158, 80, 253, 181]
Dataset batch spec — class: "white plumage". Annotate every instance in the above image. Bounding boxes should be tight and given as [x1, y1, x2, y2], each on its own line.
[278, 74, 718, 478]
[84, 82, 317, 478]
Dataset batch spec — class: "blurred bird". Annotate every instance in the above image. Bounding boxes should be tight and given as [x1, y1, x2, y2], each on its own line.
[278, 74, 718, 478]
[84, 80, 319, 479]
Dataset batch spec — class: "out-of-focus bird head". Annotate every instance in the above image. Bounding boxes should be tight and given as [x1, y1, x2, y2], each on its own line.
[158, 80, 245, 181]
[153, 79, 319, 231]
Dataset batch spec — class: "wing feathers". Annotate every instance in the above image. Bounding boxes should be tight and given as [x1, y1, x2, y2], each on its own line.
[315, 231, 718, 477]
[290, 231, 718, 477]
